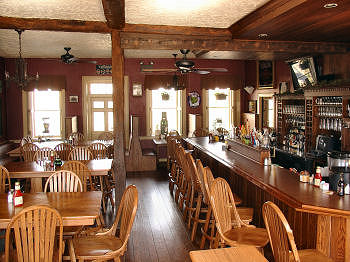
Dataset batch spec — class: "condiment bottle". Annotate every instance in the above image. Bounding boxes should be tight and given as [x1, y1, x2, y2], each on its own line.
[7, 189, 14, 203]
[314, 166, 322, 187]
[13, 182, 23, 207]
[338, 173, 345, 196]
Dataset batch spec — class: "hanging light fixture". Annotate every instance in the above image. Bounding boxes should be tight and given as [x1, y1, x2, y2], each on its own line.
[5, 29, 39, 88]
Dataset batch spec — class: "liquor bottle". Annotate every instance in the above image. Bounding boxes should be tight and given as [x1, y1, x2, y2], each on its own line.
[50, 151, 55, 170]
[314, 166, 322, 187]
[338, 173, 345, 196]
[13, 182, 23, 207]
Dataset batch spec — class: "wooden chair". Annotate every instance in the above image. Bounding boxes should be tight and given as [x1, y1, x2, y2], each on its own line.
[69, 185, 138, 262]
[44, 170, 83, 193]
[88, 142, 108, 159]
[20, 143, 40, 161]
[4, 205, 63, 262]
[20, 135, 33, 146]
[107, 144, 114, 159]
[166, 137, 179, 195]
[69, 132, 85, 146]
[98, 131, 114, 141]
[54, 143, 74, 161]
[168, 129, 180, 136]
[0, 165, 10, 193]
[33, 147, 57, 166]
[193, 128, 209, 137]
[68, 146, 93, 161]
[262, 201, 332, 262]
[61, 161, 95, 192]
[199, 165, 253, 249]
[216, 127, 229, 135]
[209, 177, 269, 249]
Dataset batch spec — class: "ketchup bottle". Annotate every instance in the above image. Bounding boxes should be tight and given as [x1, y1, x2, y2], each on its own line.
[13, 181, 23, 207]
[314, 166, 322, 187]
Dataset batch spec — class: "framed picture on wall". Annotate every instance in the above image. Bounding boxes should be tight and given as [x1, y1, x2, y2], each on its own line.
[257, 60, 274, 89]
[248, 100, 257, 113]
[279, 81, 290, 94]
[69, 96, 79, 103]
[132, 83, 142, 96]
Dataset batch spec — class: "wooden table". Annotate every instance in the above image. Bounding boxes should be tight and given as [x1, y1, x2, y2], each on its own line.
[5, 159, 113, 192]
[8, 140, 113, 157]
[0, 191, 102, 229]
[189, 247, 268, 262]
[152, 138, 167, 165]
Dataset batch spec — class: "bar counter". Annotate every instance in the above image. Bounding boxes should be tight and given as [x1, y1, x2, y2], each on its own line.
[184, 137, 350, 262]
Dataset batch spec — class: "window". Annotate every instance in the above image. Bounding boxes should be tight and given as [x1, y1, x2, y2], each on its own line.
[25, 89, 64, 138]
[83, 77, 113, 139]
[202, 88, 240, 131]
[146, 88, 186, 136]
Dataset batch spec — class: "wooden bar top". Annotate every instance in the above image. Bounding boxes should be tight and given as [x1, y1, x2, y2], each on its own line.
[185, 137, 350, 217]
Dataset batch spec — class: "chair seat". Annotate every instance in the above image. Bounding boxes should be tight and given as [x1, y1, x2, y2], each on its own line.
[223, 227, 269, 248]
[297, 249, 333, 262]
[236, 207, 254, 223]
[72, 235, 123, 258]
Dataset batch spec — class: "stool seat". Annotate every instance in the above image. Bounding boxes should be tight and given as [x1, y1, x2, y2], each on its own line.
[297, 249, 333, 262]
[223, 227, 269, 248]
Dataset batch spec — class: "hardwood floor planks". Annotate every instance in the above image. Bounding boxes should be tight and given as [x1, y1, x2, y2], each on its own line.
[119, 170, 196, 262]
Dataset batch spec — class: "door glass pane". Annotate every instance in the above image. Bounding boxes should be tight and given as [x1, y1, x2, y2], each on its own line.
[93, 112, 105, 131]
[90, 83, 113, 94]
[152, 109, 177, 133]
[93, 101, 104, 108]
[34, 90, 60, 110]
[208, 89, 230, 107]
[151, 89, 177, 109]
[108, 112, 113, 131]
[108, 101, 113, 108]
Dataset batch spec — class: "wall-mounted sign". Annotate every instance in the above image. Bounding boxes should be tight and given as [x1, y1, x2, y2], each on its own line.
[188, 92, 200, 108]
[96, 65, 112, 75]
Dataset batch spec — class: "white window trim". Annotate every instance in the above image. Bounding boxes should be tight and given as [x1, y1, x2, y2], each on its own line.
[146, 88, 186, 136]
[202, 88, 241, 131]
[22, 89, 65, 138]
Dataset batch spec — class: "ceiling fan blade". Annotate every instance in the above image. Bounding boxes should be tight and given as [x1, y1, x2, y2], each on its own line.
[197, 68, 228, 72]
[75, 60, 97, 64]
[194, 70, 210, 75]
[141, 68, 177, 72]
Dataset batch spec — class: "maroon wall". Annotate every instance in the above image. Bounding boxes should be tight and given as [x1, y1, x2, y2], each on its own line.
[4, 56, 290, 139]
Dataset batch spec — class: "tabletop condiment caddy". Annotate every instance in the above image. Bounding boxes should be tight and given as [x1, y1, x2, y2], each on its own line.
[292, 166, 347, 196]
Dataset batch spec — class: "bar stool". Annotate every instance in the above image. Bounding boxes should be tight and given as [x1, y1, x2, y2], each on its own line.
[199, 164, 253, 249]
[209, 177, 269, 250]
[262, 201, 332, 262]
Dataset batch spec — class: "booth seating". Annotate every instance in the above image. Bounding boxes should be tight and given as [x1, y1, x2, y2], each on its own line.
[125, 116, 156, 172]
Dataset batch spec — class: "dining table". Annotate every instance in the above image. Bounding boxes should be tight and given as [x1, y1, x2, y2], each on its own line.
[7, 139, 114, 158]
[4, 159, 113, 192]
[189, 246, 268, 262]
[0, 191, 102, 229]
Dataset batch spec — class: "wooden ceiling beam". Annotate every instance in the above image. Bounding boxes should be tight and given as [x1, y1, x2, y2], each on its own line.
[120, 33, 350, 53]
[122, 24, 231, 38]
[101, 0, 125, 30]
[229, 0, 307, 38]
[0, 16, 111, 33]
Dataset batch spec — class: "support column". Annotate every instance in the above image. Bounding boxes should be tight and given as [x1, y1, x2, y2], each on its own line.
[111, 30, 126, 207]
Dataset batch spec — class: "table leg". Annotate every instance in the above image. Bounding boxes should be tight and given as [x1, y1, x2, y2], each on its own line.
[30, 178, 43, 192]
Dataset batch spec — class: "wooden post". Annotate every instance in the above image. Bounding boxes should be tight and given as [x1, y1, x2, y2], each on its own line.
[112, 30, 126, 208]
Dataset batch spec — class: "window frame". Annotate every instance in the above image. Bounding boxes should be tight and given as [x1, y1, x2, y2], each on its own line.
[202, 88, 241, 131]
[146, 88, 186, 136]
[22, 89, 65, 139]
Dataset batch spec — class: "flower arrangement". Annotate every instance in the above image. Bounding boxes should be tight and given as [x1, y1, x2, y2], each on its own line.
[215, 93, 227, 100]
[161, 92, 170, 100]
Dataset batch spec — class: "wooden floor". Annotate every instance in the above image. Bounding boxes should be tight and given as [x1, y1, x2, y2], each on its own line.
[105, 168, 197, 262]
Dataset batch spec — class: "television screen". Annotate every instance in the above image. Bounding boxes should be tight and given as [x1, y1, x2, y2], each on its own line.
[288, 57, 318, 89]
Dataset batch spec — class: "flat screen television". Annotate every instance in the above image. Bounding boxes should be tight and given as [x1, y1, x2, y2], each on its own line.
[287, 56, 318, 89]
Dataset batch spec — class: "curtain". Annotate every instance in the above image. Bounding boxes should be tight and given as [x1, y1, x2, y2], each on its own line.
[144, 74, 187, 90]
[200, 74, 243, 90]
[24, 75, 66, 91]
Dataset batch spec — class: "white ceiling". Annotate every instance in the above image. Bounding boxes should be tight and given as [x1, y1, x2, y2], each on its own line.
[0, 0, 270, 59]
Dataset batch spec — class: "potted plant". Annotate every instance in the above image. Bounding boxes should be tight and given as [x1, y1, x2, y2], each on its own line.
[215, 93, 227, 100]
[161, 92, 170, 101]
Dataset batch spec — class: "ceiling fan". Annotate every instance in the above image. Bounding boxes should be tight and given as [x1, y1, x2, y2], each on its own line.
[60, 47, 97, 64]
[141, 49, 228, 74]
